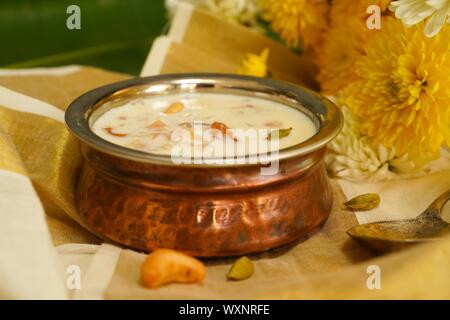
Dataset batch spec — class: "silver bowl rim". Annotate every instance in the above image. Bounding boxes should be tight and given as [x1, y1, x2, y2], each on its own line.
[65, 73, 343, 167]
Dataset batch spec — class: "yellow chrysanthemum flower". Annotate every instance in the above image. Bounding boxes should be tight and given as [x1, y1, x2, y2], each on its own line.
[260, 0, 329, 50]
[339, 17, 450, 160]
[330, 0, 391, 26]
[316, 20, 364, 95]
[236, 48, 270, 77]
[316, 0, 391, 95]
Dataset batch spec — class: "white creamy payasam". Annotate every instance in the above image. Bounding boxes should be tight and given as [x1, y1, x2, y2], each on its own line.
[92, 93, 317, 157]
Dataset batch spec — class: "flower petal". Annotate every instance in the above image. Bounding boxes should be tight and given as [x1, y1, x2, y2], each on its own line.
[424, 3, 450, 36]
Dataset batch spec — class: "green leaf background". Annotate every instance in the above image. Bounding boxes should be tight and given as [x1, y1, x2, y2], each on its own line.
[0, 0, 168, 75]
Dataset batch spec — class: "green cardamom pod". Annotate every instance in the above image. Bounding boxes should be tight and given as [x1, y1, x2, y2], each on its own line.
[267, 127, 292, 140]
[344, 193, 380, 211]
[226, 256, 254, 281]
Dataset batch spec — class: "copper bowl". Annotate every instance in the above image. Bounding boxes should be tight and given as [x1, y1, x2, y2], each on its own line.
[66, 73, 343, 257]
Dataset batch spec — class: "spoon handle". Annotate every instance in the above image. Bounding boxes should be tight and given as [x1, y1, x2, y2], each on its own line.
[427, 190, 450, 217]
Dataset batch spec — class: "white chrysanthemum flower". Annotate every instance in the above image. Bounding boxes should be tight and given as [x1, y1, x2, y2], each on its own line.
[165, 0, 261, 26]
[326, 105, 397, 181]
[325, 104, 450, 182]
[389, 0, 450, 37]
[206, 0, 261, 25]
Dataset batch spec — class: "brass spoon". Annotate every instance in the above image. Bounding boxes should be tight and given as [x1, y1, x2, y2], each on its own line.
[347, 190, 450, 253]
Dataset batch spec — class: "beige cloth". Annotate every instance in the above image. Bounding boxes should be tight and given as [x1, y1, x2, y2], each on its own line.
[0, 66, 129, 245]
[141, 3, 318, 89]
[105, 181, 374, 299]
[106, 235, 450, 300]
[0, 4, 449, 299]
[0, 66, 131, 299]
[340, 171, 450, 224]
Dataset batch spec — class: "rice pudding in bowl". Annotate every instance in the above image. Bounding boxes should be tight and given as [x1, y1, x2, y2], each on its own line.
[66, 74, 343, 257]
[92, 93, 317, 159]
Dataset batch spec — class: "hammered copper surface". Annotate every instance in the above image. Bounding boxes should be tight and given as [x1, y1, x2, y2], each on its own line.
[76, 146, 333, 257]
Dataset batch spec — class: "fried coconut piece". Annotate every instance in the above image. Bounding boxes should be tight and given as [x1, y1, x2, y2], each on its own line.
[141, 249, 206, 288]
